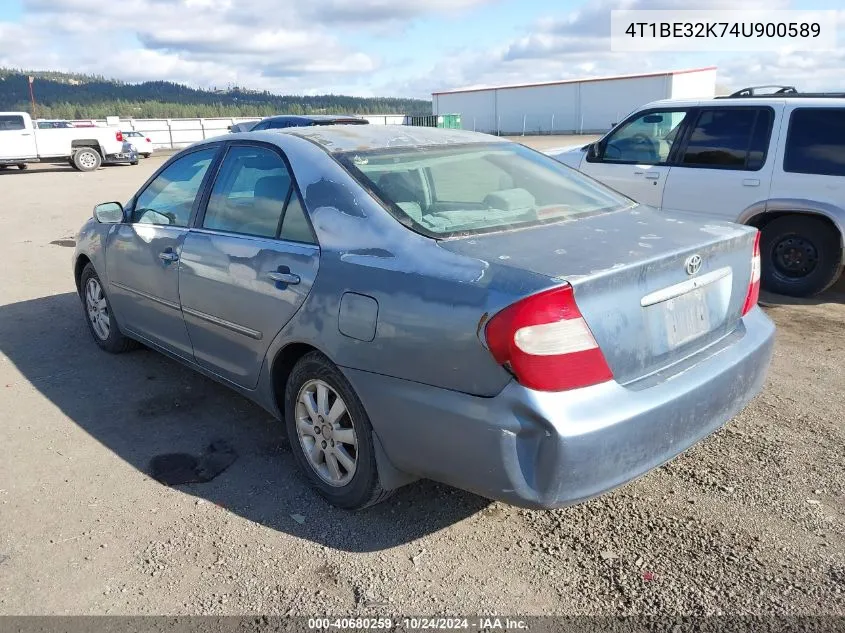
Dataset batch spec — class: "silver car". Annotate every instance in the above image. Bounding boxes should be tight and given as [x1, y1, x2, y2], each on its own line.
[73, 126, 775, 509]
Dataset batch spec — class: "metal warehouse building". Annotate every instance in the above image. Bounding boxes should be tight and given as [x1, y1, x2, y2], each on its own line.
[431, 67, 717, 135]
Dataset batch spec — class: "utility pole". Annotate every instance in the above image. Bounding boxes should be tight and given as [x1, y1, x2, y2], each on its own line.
[28, 76, 36, 119]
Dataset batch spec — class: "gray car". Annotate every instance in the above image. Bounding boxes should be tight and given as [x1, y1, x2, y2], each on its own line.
[73, 126, 775, 510]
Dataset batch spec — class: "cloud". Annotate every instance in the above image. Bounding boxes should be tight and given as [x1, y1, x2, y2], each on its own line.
[504, 0, 793, 61]
[3, 0, 844, 101]
[405, 0, 844, 97]
[8, 0, 392, 93]
[306, 0, 494, 24]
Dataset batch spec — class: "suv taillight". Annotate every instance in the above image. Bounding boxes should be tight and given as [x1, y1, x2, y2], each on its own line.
[115, 131, 123, 142]
[741, 231, 761, 316]
[485, 285, 613, 392]
[145, 137, 151, 143]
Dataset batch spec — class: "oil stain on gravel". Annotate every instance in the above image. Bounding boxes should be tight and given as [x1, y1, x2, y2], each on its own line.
[50, 238, 75, 247]
[149, 440, 238, 485]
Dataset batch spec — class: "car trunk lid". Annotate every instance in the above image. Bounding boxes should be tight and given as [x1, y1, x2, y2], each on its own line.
[439, 206, 757, 386]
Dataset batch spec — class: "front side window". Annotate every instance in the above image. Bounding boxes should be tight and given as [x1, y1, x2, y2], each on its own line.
[132, 147, 217, 226]
[338, 142, 633, 238]
[680, 108, 771, 170]
[600, 109, 689, 164]
[784, 108, 845, 177]
[203, 145, 315, 242]
[0, 115, 25, 131]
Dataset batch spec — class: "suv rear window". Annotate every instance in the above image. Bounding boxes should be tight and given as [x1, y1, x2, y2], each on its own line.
[784, 108, 845, 177]
[337, 143, 633, 238]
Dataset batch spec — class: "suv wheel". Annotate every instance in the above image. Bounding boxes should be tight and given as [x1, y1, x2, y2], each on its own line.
[760, 215, 843, 297]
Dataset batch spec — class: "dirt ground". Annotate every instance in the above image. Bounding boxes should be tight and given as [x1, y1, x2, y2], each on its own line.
[0, 138, 843, 616]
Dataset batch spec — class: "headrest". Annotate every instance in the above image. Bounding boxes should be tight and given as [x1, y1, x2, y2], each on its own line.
[482, 188, 536, 212]
[254, 175, 291, 202]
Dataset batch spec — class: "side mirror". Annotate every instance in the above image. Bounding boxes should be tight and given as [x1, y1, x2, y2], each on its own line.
[94, 202, 124, 224]
[586, 142, 602, 160]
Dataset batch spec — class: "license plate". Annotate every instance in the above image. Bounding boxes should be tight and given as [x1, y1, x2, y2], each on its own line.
[663, 288, 711, 349]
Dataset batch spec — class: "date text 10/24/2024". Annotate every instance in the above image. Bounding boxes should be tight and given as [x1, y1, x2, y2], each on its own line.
[307, 618, 529, 630]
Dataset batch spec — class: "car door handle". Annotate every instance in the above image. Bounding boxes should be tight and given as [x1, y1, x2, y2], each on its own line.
[267, 271, 301, 285]
[644, 172, 661, 180]
[158, 251, 179, 262]
[742, 179, 761, 187]
[21, 132, 32, 136]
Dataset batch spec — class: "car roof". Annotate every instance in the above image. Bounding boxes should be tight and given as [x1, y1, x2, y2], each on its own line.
[260, 114, 366, 123]
[267, 124, 503, 153]
[644, 96, 845, 109]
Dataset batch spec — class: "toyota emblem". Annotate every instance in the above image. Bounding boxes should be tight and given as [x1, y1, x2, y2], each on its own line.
[685, 254, 702, 276]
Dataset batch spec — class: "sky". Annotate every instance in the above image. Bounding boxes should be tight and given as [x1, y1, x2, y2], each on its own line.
[0, 0, 843, 98]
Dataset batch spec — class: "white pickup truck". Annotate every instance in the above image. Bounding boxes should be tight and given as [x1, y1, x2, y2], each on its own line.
[0, 112, 136, 172]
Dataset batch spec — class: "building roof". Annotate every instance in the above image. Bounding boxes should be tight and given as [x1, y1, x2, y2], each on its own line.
[431, 67, 717, 96]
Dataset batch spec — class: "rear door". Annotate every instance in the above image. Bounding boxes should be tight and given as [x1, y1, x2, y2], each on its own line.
[661, 105, 780, 221]
[580, 107, 692, 207]
[0, 114, 37, 160]
[178, 142, 320, 388]
[106, 146, 220, 357]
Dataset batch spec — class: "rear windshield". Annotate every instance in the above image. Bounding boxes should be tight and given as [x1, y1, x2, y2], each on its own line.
[336, 142, 633, 237]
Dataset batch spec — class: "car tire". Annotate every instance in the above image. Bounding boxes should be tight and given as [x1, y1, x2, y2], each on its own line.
[17, 164, 27, 171]
[284, 351, 391, 510]
[760, 215, 843, 297]
[142, 153, 151, 159]
[79, 263, 138, 353]
[131, 159, 139, 166]
[72, 147, 102, 172]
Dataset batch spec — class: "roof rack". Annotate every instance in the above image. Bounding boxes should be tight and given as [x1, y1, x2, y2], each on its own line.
[717, 85, 845, 99]
[724, 85, 798, 97]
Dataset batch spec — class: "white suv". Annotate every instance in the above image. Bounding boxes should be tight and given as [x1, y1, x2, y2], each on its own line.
[551, 87, 845, 297]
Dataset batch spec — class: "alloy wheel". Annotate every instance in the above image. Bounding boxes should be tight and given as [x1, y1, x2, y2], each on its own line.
[295, 379, 358, 487]
[85, 278, 110, 340]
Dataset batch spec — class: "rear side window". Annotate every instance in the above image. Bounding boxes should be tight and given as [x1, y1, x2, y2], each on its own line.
[0, 115, 25, 131]
[680, 108, 772, 170]
[784, 108, 845, 177]
[203, 144, 315, 243]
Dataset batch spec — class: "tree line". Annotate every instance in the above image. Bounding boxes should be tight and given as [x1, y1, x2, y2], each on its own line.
[0, 69, 432, 119]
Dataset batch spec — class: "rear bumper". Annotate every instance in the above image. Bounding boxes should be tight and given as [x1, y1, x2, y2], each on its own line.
[103, 150, 137, 164]
[343, 307, 775, 508]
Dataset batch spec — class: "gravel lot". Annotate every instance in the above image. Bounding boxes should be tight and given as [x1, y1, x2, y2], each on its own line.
[0, 136, 843, 617]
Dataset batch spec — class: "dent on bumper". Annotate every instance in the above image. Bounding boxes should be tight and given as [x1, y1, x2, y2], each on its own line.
[344, 307, 776, 509]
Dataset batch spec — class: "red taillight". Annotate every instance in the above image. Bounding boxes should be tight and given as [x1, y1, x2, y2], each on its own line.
[115, 131, 124, 142]
[485, 285, 613, 392]
[145, 137, 151, 143]
[741, 231, 761, 316]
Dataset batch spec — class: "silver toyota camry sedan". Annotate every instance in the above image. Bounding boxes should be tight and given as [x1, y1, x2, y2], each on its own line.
[73, 126, 775, 510]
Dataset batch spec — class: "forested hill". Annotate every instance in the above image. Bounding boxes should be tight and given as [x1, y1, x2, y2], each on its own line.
[0, 69, 432, 118]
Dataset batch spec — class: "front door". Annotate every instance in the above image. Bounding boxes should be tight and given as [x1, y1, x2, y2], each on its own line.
[580, 108, 692, 208]
[178, 143, 320, 388]
[106, 146, 219, 357]
[0, 114, 37, 160]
